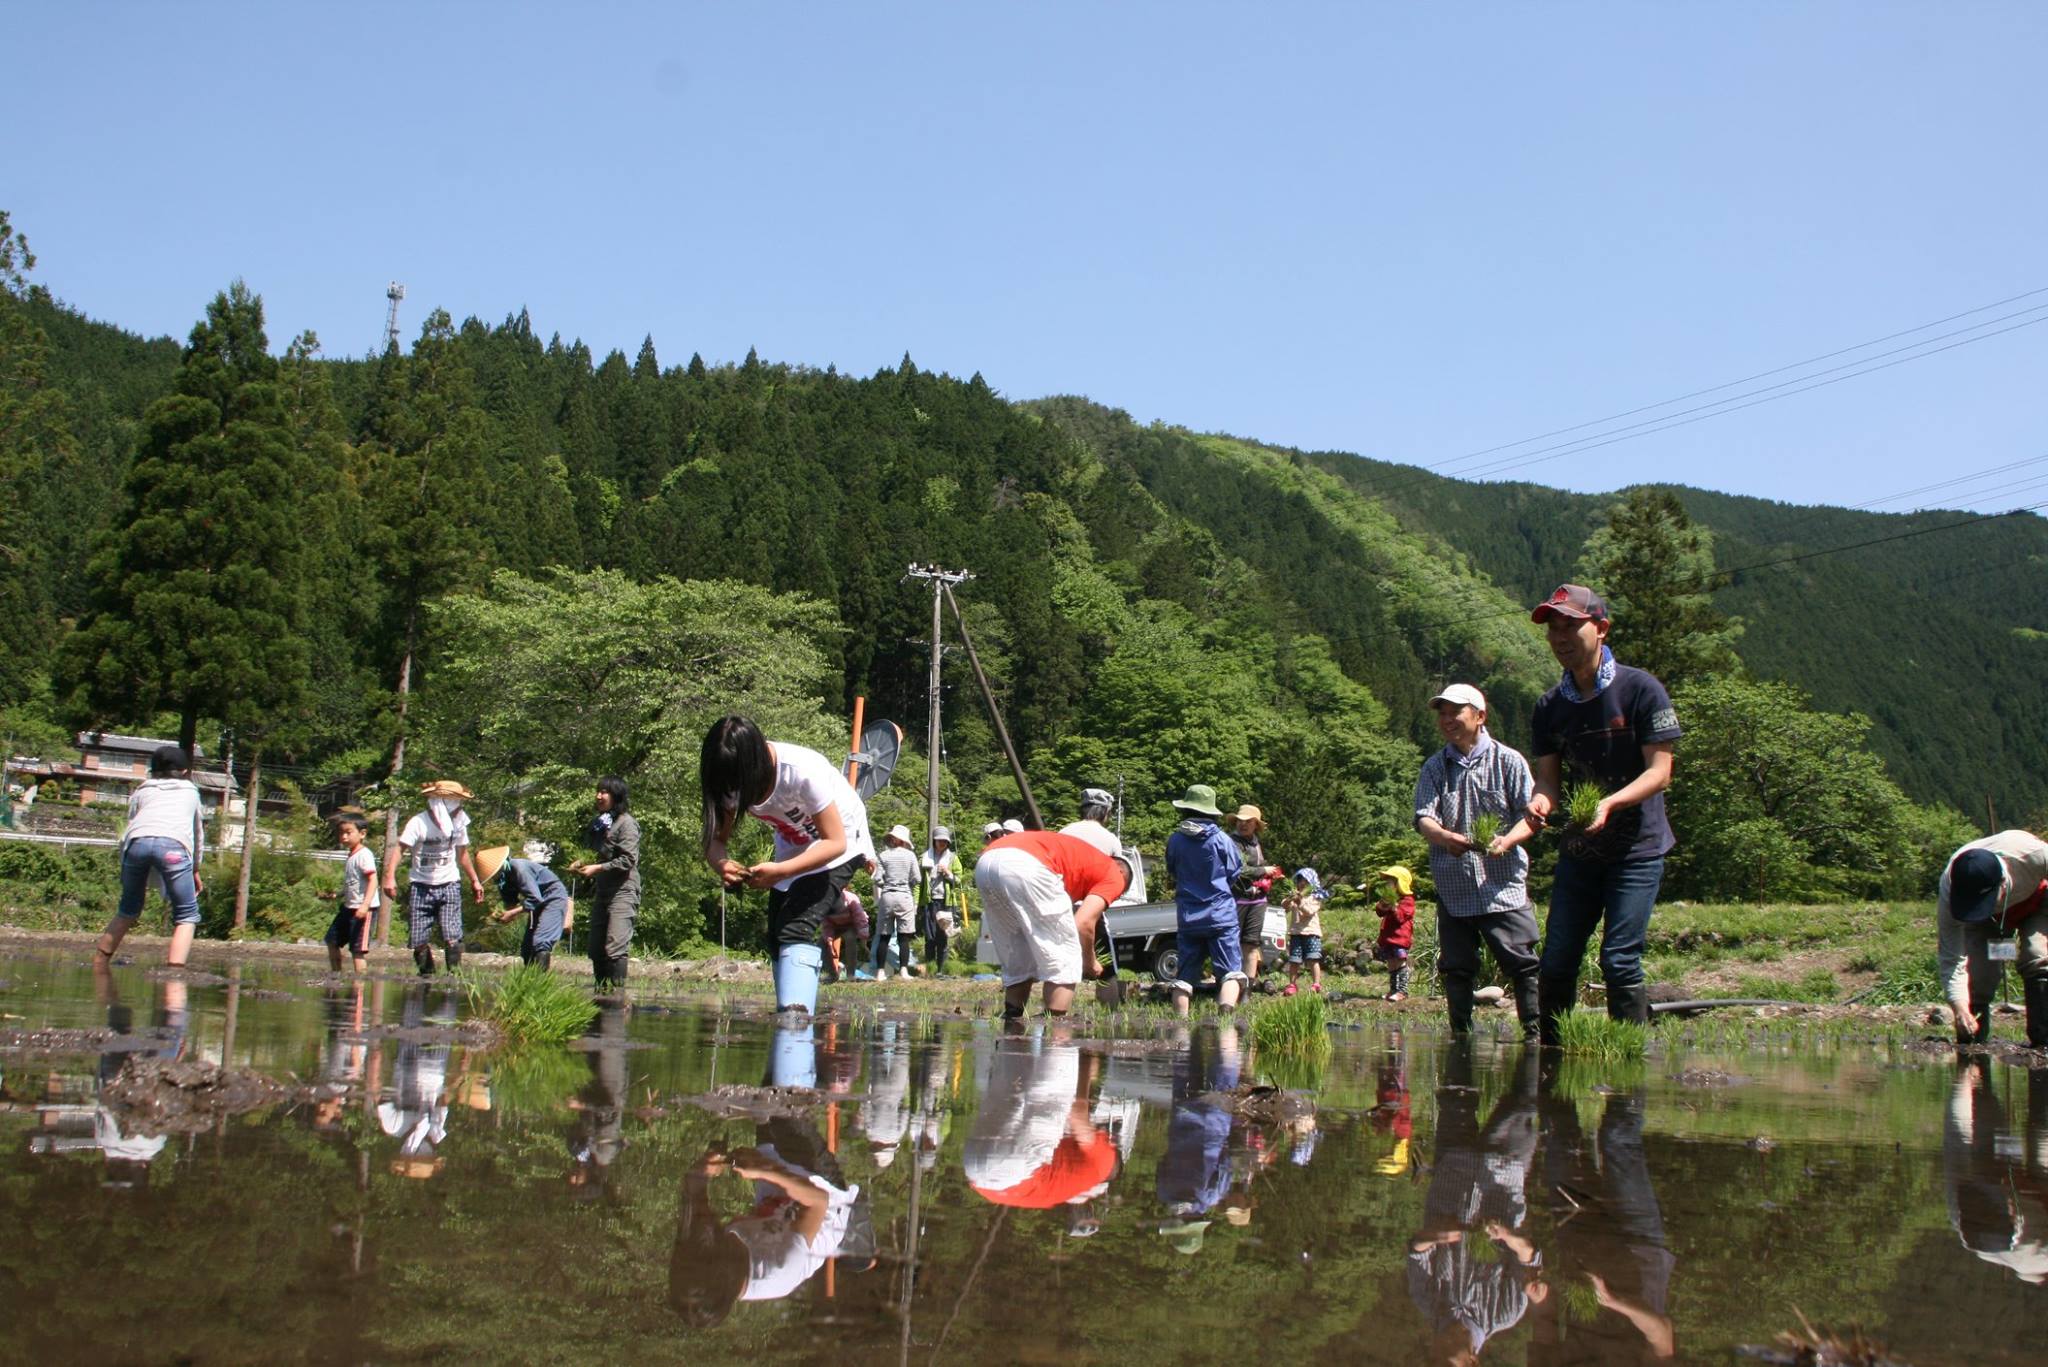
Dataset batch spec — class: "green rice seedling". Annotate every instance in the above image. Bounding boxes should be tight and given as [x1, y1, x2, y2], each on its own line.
[1551, 1009, 1649, 1061]
[1561, 781, 1604, 830]
[1467, 811, 1503, 853]
[1255, 1047, 1330, 1092]
[1253, 991, 1331, 1053]
[460, 964, 600, 1044]
[485, 1042, 593, 1114]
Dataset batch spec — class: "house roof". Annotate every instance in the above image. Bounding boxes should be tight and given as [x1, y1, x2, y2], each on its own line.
[75, 731, 207, 758]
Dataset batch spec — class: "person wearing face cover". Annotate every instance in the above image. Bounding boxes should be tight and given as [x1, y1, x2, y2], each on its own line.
[1943, 1057, 2048, 1287]
[382, 779, 485, 977]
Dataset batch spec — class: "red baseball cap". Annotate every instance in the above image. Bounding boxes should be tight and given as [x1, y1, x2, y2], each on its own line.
[1531, 584, 1609, 623]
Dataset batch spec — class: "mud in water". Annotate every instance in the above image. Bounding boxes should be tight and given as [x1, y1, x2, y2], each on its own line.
[0, 948, 2045, 1365]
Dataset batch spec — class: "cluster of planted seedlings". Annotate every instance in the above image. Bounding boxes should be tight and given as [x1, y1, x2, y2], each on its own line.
[1467, 810, 1503, 853]
[1560, 780, 1604, 830]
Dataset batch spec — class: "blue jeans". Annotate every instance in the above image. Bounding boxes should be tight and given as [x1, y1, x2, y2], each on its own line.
[774, 943, 823, 1014]
[1541, 855, 1664, 990]
[117, 836, 201, 925]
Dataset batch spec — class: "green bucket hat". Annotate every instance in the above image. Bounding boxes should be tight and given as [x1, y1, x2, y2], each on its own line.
[1172, 784, 1223, 817]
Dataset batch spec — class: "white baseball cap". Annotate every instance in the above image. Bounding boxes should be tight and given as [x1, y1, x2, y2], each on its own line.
[1428, 683, 1487, 713]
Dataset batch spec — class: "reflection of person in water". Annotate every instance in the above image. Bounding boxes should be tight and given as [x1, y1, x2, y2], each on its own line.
[378, 987, 456, 1180]
[567, 1002, 630, 1198]
[32, 966, 186, 1187]
[1532, 1069, 1676, 1363]
[860, 1020, 912, 1170]
[1373, 1030, 1415, 1177]
[1944, 1058, 2048, 1285]
[1157, 1023, 1244, 1248]
[312, 980, 371, 1132]
[965, 1030, 1118, 1220]
[910, 1038, 956, 1176]
[669, 1118, 863, 1325]
[1407, 1045, 1545, 1364]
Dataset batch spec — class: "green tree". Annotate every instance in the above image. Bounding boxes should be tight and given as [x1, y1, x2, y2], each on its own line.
[416, 567, 843, 952]
[1575, 487, 1743, 686]
[0, 210, 74, 711]
[61, 282, 313, 753]
[1665, 675, 1973, 901]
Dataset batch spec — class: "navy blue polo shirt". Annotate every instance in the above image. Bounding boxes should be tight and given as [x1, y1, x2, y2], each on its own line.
[1530, 663, 1681, 863]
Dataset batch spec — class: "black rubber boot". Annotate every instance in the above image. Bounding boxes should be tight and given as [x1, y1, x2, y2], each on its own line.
[444, 942, 463, 972]
[535, 951, 552, 972]
[413, 945, 436, 977]
[1444, 975, 1475, 1035]
[2026, 979, 2048, 1050]
[1513, 973, 1542, 1042]
[1969, 998, 1994, 1046]
[1607, 981, 1650, 1025]
[1538, 975, 1578, 1047]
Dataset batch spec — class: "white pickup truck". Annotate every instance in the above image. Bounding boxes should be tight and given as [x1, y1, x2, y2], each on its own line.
[1100, 899, 1287, 982]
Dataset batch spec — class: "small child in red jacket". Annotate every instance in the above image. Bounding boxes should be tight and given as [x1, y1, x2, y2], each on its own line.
[1370, 866, 1416, 1001]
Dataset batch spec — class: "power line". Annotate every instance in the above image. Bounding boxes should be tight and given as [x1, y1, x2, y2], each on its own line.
[1354, 310, 2048, 501]
[1357, 284, 2048, 490]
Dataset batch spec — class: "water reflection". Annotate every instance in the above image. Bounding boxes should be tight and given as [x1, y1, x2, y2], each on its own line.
[377, 986, 460, 1180]
[1407, 1044, 1544, 1363]
[567, 1002, 630, 1198]
[1533, 1059, 1676, 1362]
[1945, 1057, 2048, 1286]
[9, 952, 2048, 1363]
[965, 1028, 1117, 1233]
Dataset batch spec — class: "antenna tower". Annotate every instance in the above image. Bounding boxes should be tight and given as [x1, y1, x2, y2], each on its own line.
[383, 282, 406, 353]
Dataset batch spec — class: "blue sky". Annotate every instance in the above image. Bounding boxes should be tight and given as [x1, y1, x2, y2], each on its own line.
[8, 2, 2045, 510]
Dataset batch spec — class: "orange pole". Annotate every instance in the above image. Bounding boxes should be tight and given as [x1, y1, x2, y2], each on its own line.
[846, 696, 866, 784]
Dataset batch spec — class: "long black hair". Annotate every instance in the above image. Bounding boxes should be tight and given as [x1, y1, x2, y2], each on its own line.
[700, 715, 775, 843]
[596, 775, 629, 813]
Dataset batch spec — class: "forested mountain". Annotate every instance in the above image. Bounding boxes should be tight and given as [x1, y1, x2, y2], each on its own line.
[1302, 452, 2048, 818]
[1, 247, 2030, 933]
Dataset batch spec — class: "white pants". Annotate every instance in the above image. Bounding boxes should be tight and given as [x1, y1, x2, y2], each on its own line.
[975, 847, 1082, 988]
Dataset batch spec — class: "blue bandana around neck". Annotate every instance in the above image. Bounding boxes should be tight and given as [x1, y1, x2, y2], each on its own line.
[1558, 645, 1618, 704]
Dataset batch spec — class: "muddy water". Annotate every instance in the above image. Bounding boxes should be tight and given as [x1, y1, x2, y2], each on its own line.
[1, 947, 2042, 1365]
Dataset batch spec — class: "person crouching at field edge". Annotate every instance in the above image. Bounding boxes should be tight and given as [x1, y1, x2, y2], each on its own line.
[974, 829, 1132, 1020]
[700, 715, 875, 1015]
[1938, 830, 2048, 1048]
[477, 845, 573, 971]
[1164, 785, 1247, 1017]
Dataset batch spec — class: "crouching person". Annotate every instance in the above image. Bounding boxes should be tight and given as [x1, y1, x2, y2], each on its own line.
[974, 829, 1132, 1021]
[477, 845, 572, 971]
[1939, 830, 2048, 1048]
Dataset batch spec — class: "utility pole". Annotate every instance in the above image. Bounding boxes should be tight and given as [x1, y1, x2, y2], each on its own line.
[904, 565, 970, 849]
[383, 282, 406, 354]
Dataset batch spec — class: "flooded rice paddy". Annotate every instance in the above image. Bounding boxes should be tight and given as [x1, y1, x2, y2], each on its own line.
[1, 944, 2042, 1365]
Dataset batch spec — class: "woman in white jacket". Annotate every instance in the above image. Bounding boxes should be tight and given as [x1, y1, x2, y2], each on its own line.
[94, 745, 205, 967]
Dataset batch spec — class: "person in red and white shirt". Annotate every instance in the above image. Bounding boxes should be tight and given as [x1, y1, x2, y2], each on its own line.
[974, 829, 1131, 1020]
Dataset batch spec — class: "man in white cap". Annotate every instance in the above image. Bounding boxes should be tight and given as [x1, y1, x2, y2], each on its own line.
[874, 824, 921, 978]
[1414, 683, 1543, 1039]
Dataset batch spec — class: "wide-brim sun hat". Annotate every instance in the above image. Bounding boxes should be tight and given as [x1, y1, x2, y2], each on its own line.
[474, 845, 511, 882]
[419, 779, 474, 800]
[888, 824, 913, 845]
[933, 826, 952, 844]
[1234, 804, 1263, 826]
[1173, 784, 1224, 817]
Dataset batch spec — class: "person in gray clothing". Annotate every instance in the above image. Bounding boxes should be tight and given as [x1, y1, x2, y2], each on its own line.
[572, 776, 639, 990]
[873, 824, 921, 979]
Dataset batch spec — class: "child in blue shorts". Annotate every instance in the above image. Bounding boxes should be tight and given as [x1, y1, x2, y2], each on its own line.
[1282, 868, 1326, 997]
[1163, 784, 1246, 1018]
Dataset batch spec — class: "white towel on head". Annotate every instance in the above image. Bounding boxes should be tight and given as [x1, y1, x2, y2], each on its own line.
[427, 796, 459, 839]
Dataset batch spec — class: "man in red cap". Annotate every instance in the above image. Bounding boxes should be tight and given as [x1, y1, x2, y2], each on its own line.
[1938, 831, 2048, 1047]
[1525, 585, 1680, 1040]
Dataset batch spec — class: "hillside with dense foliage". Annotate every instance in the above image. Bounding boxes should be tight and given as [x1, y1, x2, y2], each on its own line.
[0, 225, 2016, 942]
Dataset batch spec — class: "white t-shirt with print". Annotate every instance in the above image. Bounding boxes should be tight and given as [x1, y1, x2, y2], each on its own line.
[398, 808, 471, 886]
[734, 1163, 861, 1302]
[748, 743, 874, 890]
